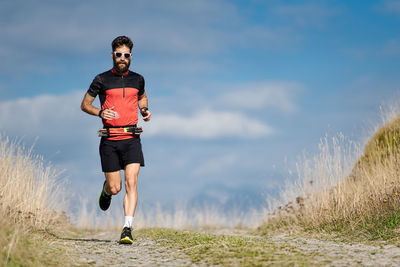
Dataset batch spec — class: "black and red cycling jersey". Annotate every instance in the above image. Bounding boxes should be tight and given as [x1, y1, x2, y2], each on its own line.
[87, 69, 145, 140]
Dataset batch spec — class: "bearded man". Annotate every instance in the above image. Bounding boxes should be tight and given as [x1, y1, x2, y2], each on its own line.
[81, 36, 151, 244]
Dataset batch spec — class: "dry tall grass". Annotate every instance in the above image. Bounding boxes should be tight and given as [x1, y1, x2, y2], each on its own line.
[267, 134, 360, 226]
[75, 199, 267, 230]
[265, 105, 400, 238]
[0, 136, 68, 265]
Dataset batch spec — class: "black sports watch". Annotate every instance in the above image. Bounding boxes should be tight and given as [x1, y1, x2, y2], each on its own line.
[98, 109, 104, 118]
[140, 107, 149, 116]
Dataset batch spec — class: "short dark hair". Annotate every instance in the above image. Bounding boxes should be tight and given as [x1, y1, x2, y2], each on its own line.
[112, 36, 134, 52]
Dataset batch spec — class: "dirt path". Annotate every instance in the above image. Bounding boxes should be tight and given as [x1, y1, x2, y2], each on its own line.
[57, 229, 400, 266]
[270, 234, 400, 266]
[57, 231, 194, 266]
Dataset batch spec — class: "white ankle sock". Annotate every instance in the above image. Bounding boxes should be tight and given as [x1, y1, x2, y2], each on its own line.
[123, 216, 133, 229]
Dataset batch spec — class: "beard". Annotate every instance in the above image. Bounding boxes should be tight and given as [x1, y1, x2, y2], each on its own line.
[113, 59, 130, 74]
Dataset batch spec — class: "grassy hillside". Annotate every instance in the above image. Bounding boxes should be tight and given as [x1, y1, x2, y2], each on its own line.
[0, 136, 71, 266]
[352, 116, 400, 176]
[262, 115, 400, 240]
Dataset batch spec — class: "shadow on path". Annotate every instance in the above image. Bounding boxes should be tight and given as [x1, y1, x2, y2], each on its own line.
[43, 229, 113, 243]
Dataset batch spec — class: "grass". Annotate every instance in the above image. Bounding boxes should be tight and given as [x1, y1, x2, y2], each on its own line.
[261, 105, 400, 242]
[74, 200, 267, 231]
[0, 136, 71, 266]
[1, 220, 70, 266]
[136, 228, 313, 266]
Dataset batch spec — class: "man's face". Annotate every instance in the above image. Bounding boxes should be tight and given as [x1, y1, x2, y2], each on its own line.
[112, 45, 131, 73]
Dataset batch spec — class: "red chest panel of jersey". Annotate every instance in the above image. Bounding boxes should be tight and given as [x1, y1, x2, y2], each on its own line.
[102, 87, 139, 127]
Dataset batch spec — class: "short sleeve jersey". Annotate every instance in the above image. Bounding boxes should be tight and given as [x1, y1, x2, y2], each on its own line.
[87, 69, 145, 140]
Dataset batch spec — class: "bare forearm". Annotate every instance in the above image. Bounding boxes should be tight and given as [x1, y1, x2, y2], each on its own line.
[81, 93, 101, 116]
[138, 96, 148, 109]
[81, 102, 101, 116]
[137, 92, 151, 121]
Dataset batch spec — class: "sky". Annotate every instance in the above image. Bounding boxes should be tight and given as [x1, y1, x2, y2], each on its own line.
[1, 0, 400, 218]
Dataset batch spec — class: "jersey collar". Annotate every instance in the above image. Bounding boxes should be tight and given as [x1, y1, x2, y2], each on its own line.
[111, 68, 129, 76]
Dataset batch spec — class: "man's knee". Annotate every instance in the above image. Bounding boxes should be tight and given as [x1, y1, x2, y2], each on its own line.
[108, 182, 121, 195]
[124, 163, 139, 192]
[125, 176, 138, 191]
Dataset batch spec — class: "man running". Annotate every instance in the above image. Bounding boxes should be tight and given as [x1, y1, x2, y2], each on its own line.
[80, 36, 151, 244]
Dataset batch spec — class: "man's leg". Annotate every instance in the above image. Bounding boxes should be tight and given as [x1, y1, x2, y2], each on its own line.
[104, 170, 122, 195]
[119, 163, 140, 244]
[99, 170, 122, 211]
[123, 163, 140, 217]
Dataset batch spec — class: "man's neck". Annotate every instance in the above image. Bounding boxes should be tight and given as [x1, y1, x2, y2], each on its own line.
[111, 68, 129, 76]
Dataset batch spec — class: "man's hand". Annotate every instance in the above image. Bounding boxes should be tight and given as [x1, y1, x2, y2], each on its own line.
[101, 107, 119, 120]
[142, 110, 151, 122]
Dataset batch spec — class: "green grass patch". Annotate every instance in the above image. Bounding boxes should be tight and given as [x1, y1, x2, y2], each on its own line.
[136, 228, 314, 266]
[260, 209, 400, 244]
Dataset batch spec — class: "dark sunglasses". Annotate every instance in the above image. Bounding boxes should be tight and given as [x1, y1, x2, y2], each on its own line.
[113, 52, 132, 58]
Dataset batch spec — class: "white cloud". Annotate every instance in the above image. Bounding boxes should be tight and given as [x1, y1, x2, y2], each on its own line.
[0, 91, 98, 141]
[218, 81, 301, 113]
[145, 109, 273, 139]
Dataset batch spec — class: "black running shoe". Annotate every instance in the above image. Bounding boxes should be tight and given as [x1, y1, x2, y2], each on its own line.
[98, 181, 112, 211]
[120, 227, 133, 244]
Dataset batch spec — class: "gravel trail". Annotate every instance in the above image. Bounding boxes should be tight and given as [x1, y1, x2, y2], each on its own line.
[270, 234, 400, 266]
[57, 229, 400, 266]
[57, 231, 194, 266]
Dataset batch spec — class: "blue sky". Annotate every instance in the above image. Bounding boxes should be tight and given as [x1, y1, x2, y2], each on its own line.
[1, 0, 400, 215]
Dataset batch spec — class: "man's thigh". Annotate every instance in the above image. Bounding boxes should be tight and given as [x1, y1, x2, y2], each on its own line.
[124, 163, 140, 181]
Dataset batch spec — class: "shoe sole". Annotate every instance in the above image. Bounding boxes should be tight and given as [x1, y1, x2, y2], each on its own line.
[120, 237, 133, 244]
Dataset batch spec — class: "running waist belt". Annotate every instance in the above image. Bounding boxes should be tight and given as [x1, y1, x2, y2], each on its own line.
[97, 125, 143, 137]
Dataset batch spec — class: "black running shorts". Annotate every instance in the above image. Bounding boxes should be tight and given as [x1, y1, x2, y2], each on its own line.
[99, 137, 145, 172]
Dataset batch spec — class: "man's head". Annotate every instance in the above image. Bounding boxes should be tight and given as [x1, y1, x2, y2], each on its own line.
[111, 36, 134, 74]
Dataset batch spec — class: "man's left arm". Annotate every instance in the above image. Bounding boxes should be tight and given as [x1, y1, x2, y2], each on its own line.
[138, 92, 151, 122]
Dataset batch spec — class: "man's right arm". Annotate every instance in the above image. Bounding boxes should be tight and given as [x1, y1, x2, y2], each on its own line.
[80, 93, 116, 120]
[81, 75, 104, 117]
[81, 92, 100, 116]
